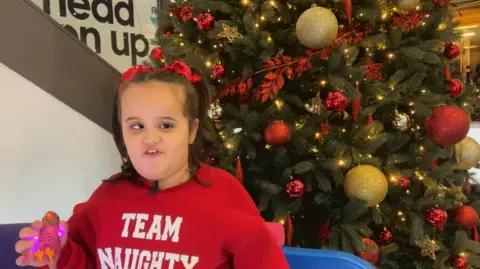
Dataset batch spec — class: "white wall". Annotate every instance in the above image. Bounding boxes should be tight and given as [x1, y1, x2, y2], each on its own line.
[0, 63, 121, 224]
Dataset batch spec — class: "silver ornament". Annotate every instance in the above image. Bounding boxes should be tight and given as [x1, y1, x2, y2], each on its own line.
[295, 6, 339, 49]
[392, 112, 411, 132]
[207, 102, 223, 119]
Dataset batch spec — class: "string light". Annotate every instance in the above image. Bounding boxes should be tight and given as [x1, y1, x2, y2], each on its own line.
[225, 143, 232, 149]
[205, 61, 212, 67]
[320, 80, 327, 86]
[275, 99, 284, 109]
[338, 159, 345, 166]
[241, 0, 249, 6]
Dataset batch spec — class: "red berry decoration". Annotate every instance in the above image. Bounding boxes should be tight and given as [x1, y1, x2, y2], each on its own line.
[180, 6, 193, 21]
[196, 13, 216, 31]
[151, 47, 164, 61]
[264, 121, 291, 147]
[378, 230, 393, 245]
[325, 91, 348, 112]
[286, 179, 304, 198]
[424, 105, 470, 147]
[211, 64, 225, 78]
[454, 205, 479, 229]
[425, 207, 448, 231]
[355, 238, 379, 264]
[444, 42, 460, 60]
[400, 177, 410, 189]
[451, 256, 468, 269]
[449, 79, 464, 98]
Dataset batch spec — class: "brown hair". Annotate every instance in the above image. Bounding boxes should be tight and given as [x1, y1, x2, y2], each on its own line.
[109, 67, 219, 189]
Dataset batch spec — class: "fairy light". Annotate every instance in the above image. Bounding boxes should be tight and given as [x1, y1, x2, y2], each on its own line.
[205, 61, 212, 67]
[315, 132, 321, 139]
[278, 218, 285, 224]
[277, 17, 281, 21]
[275, 99, 284, 109]
[311, 147, 319, 153]
[241, 0, 249, 6]
[269, 0, 276, 6]
[397, 211, 403, 216]
[342, 129, 346, 133]
[410, 110, 415, 115]
[198, 40, 202, 44]
[261, 15, 265, 21]
[390, 176, 398, 183]
[338, 159, 345, 166]
[267, 36, 272, 42]
[381, 13, 388, 19]
[180, 42, 185, 46]
[320, 80, 327, 86]
[388, 53, 394, 59]
[409, 102, 414, 106]
[377, 95, 384, 100]
[179, 33, 184, 37]
[225, 143, 233, 149]
[255, 23, 259, 28]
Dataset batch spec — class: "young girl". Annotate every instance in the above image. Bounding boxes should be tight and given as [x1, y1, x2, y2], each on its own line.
[15, 61, 290, 269]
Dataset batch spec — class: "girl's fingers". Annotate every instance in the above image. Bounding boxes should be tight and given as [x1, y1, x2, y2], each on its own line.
[31, 220, 42, 231]
[19, 227, 38, 240]
[14, 240, 34, 254]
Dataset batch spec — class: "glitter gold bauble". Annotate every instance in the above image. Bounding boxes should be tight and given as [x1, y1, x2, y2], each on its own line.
[295, 6, 339, 49]
[344, 165, 388, 207]
[395, 0, 420, 12]
[455, 137, 480, 170]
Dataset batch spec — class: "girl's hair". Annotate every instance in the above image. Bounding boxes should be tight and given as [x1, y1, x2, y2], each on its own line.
[110, 66, 219, 188]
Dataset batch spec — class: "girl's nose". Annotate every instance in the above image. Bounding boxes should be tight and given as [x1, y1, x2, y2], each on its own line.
[142, 130, 161, 145]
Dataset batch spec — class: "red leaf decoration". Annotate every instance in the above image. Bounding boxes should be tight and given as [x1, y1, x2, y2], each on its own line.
[273, 57, 282, 65]
[281, 56, 292, 63]
[264, 61, 275, 68]
[285, 67, 293, 78]
[265, 72, 277, 80]
[261, 94, 269, 103]
[246, 78, 253, 89]
[238, 82, 247, 94]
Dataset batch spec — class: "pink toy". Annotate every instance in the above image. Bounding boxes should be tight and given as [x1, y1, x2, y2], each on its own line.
[33, 211, 62, 264]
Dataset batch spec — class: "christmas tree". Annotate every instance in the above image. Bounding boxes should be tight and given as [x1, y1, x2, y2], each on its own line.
[147, 0, 480, 267]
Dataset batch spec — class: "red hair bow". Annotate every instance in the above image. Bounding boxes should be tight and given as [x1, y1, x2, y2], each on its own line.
[161, 60, 202, 84]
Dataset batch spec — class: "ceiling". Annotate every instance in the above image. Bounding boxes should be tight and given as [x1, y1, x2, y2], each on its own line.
[451, 1, 480, 45]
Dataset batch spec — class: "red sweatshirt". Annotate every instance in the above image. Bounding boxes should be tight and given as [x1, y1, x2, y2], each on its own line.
[41, 164, 290, 269]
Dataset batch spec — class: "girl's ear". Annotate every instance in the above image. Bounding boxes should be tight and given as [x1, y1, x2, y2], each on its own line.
[189, 118, 200, 144]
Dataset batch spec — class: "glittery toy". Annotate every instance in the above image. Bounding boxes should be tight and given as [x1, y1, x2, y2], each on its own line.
[33, 211, 62, 264]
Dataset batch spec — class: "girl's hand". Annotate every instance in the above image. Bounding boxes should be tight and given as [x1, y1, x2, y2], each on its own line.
[15, 220, 68, 267]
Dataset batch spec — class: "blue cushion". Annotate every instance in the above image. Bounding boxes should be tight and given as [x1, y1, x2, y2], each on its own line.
[0, 223, 29, 269]
[283, 246, 375, 269]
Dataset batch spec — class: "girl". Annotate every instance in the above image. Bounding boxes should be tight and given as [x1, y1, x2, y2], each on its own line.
[15, 61, 290, 269]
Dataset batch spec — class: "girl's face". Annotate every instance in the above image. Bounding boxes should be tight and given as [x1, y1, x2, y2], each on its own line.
[120, 81, 199, 186]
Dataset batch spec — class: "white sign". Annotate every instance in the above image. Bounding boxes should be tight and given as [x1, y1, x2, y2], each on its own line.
[31, 0, 159, 72]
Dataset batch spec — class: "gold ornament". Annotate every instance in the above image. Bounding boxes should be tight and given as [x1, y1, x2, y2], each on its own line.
[455, 137, 480, 170]
[395, 0, 420, 12]
[344, 165, 388, 207]
[217, 24, 243, 43]
[415, 236, 439, 260]
[295, 6, 338, 49]
[307, 91, 322, 115]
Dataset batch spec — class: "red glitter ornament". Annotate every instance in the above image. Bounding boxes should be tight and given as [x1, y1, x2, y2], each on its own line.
[400, 177, 410, 189]
[196, 13, 215, 31]
[451, 256, 468, 269]
[264, 121, 291, 146]
[425, 207, 448, 231]
[286, 179, 304, 198]
[378, 230, 393, 245]
[355, 238, 379, 264]
[454, 205, 479, 229]
[150, 47, 164, 61]
[424, 105, 470, 147]
[211, 64, 225, 78]
[180, 6, 193, 21]
[325, 91, 348, 112]
[444, 43, 460, 59]
[449, 79, 464, 98]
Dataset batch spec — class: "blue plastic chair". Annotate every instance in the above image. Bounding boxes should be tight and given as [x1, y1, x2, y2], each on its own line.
[283, 247, 375, 269]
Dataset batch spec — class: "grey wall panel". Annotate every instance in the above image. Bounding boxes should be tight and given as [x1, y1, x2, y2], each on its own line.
[0, 0, 120, 133]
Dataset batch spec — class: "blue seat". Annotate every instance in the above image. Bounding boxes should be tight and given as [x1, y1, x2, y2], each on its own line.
[283, 246, 375, 269]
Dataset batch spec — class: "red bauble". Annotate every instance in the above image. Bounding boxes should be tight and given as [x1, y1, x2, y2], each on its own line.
[180, 6, 193, 21]
[424, 105, 470, 147]
[454, 205, 479, 229]
[151, 47, 164, 61]
[400, 177, 410, 190]
[451, 256, 468, 269]
[286, 179, 304, 198]
[212, 64, 225, 78]
[356, 238, 379, 264]
[444, 43, 460, 59]
[425, 207, 448, 231]
[196, 13, 215, 31]
[449, 79, 464, 98]
[378, 230, 393, 245]
[325, 91, 348, 112]
[264, 121, 291, 146]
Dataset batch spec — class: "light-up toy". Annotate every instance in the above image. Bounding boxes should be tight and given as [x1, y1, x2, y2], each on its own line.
[32, 211, 64, 264]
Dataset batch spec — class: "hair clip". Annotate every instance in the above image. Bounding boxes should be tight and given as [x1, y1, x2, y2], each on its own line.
[118, 61, 202, 92]
[161, 60, 202, 84]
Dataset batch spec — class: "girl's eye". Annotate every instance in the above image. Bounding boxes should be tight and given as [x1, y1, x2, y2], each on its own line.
[160, 123, 174, 129]
[131, 123, 144, 130]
